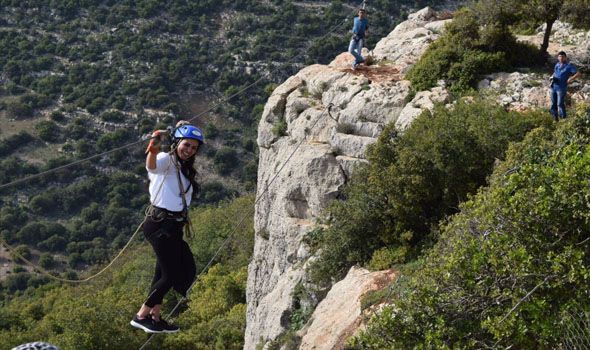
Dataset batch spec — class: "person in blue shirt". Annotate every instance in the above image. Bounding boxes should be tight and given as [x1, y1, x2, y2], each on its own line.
[349, 8, 369, 70]
[550, 51, 581, 121]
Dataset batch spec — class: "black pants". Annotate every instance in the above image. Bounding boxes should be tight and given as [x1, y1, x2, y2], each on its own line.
[143, 217, 196, 307]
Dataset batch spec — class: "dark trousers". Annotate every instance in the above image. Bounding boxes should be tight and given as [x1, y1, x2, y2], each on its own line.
[143, 217, 196, 307]
[550, 88, 567, 120]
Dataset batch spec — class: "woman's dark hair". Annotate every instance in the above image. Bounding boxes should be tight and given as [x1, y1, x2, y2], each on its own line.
[170, 140, 201, 199]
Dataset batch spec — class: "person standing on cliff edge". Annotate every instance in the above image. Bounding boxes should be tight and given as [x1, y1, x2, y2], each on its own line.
[349, 8, 369, 71]
[550, 51, 581, 121]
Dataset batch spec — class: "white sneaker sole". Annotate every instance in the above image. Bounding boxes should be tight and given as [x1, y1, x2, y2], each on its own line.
[130, 320, 162, 333]
[162, 328, 180, 333]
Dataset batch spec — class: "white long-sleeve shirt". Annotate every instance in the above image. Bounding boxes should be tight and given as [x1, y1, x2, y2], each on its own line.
[147, 152, 193, 212]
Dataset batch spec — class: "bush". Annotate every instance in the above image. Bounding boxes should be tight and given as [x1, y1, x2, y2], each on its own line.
[38, 253, 55, 269]
[29, 190, 61, 214]
[272, 117, 288, 137]
[0, 131, 35, 157]
[37, 235, 67, 252]
[4, 99, 33, 119]
[3, 272, 30, 292]
[100, 110, 125, 123]
[213, 147, 239, 175]
[351, 104, 590, 349]
[407, 9, 541, 94]
[309, 99, 550, 285]
[200, 181, 235, 204]
[96, 129, 130, 151]
[10, 245, 31, 261]
[35, 120, 61, 142]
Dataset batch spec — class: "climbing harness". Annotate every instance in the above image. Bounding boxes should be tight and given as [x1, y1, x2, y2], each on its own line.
[172, 154, 195, 238]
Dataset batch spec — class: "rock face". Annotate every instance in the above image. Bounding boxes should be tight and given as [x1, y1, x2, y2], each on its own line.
[244, 8, 449, 350]
[246, 5, 590, 349]
[372, 7, 452, 74]
[298, 267, 397, 350]
[397, 86, 450, 130]
[478, 71, 590, 112]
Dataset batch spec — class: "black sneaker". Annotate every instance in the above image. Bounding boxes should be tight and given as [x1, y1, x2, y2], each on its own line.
[130, 314, 164, 333]
[154, 317, 180, 333]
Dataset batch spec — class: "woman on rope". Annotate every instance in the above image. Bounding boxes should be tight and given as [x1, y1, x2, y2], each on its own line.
[130, 121, 203, 334]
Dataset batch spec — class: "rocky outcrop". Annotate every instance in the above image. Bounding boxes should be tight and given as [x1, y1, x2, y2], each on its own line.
[246, 4, 590, 349]
[397, 86, 450, 130]
[298, 267, 397, 350]
[518, 21, 590, 68]
[372, 7, 452, 74]
[478, 71, 590, 113]
[245, 7, 450, 350]
[482, 23, 590, 112]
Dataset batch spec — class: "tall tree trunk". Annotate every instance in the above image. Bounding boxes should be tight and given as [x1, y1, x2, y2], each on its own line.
[541, 19, 555, 56]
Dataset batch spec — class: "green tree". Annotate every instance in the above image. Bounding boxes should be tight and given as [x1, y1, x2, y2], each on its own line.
[310, 99, 550, 285]
[35, 120, 61, 142]
[38, 253, 56, 269]
[213, 147, 239, 175]
[522, 0, 590, 53]
[352, 104, 590, 349]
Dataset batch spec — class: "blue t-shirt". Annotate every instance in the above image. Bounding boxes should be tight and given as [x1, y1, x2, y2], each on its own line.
[553, 62, 577, 91]
[352, 17, 368, 38]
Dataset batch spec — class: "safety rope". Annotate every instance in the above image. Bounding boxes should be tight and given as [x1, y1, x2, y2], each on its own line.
[0, 138, 144, 191]
[0, 161, 172, 283]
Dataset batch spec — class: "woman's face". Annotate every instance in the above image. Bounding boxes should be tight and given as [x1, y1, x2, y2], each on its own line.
[176, 139, 199, 160]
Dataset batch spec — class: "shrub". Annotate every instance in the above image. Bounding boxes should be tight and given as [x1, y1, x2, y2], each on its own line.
[100, 110, 125, 123]
[3, 273, 30, 292]
[309, 99, 550, 285]
[35, 120, 61, 142]
[351, 104, 590, 349]
[200, 181, 235, 204]
[213, 147, 239, 175]
[38, 253, 55, 269]
[10, 245, 31, 262]
[4, 99, 33, 119]
[29, 191, 60, 214]
[407, 9, 541, 94]
[272, 117, 288, 137]
[336, 123, 356, 135]
[96, 129, 130, 151]
[0, 131, 34, 157]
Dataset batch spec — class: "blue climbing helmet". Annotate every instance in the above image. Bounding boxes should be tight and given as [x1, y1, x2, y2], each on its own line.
[173, 124, 204, 144]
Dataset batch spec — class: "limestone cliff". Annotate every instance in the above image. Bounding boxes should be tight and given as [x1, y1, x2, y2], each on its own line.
[245, 6, 590, 350]
[245, 8, 448, 349]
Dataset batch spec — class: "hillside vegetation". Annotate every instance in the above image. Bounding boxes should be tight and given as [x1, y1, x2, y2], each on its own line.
[0, 196, 254, 350]
[308, 99, 552, 286]
[0, 0, 431, 297]
[351, 104, 590, 349]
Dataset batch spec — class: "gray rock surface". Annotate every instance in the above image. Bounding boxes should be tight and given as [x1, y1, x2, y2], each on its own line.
[397, 86, 450, 130]
[298, 267, 396, 350]
[246, 5, 590, 350]
[478, 71, 590, 112]
[372, 7, 451, 73]
[245, 7, 444, 350]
